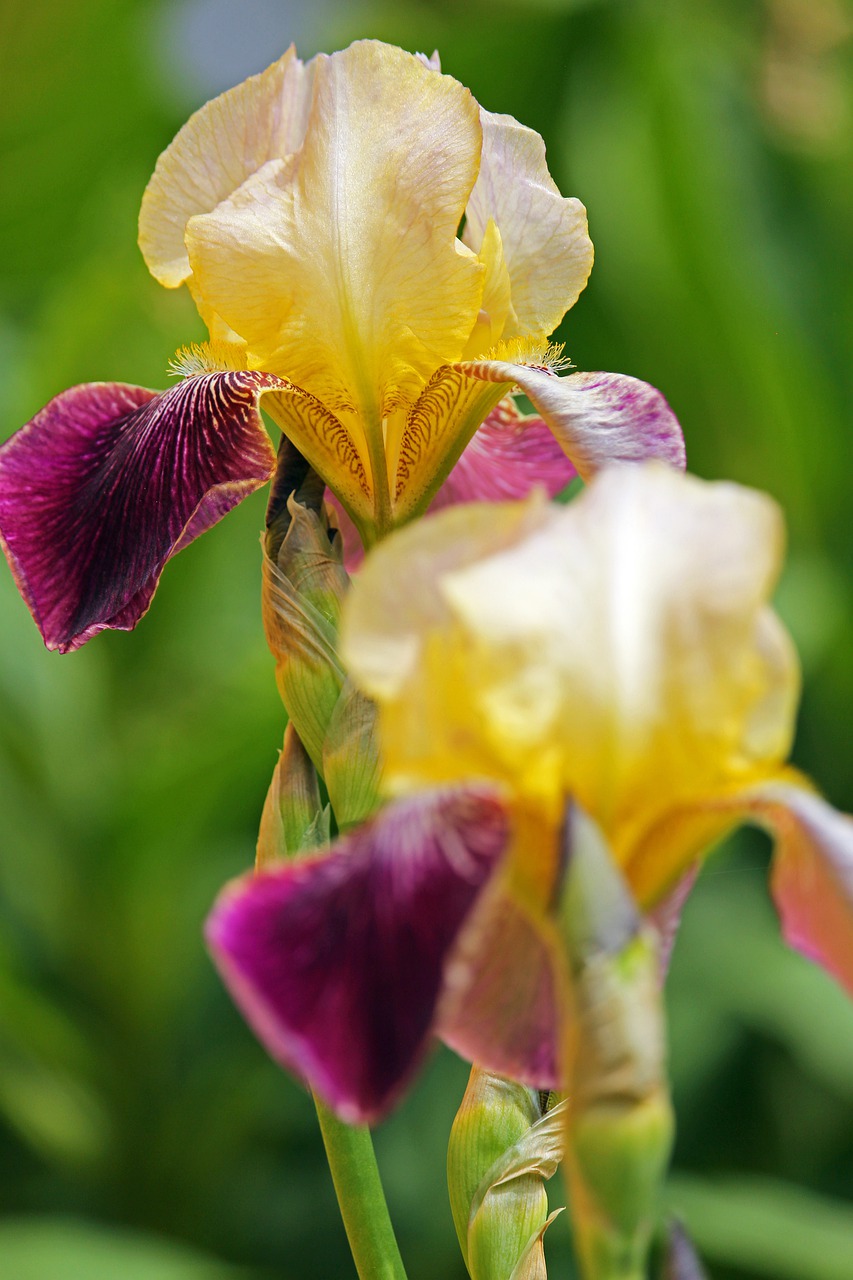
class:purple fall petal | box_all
[764,784,853,996]
[430,397,576,510]
[438,888,563,1090]
[206,786,509,1124]
[455,363,686,479]
[0,371,282,651]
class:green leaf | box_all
[0,1219,256,1280]
[667,1175,853,1280]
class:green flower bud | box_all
[263,492,348,772]
[448,1066,566,1280]
[256,723,330,867]
[322,677,382,831]
[558,805,675,1280]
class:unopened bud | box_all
[448,1066,566,1280]
[558,804,674,1280]
[256,723,330,868]
[323,677,382,831]
[262,501,348,770]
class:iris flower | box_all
[0,40,683,652]
[207,464,853,1123]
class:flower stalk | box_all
[315,1096,409,1280]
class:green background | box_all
[0,0,851,1276]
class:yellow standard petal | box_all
[139,45,318,288]
[185,42,485,473]
[463,111,594,343]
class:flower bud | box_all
[256,723,330,868]
[262,467,351,770]
[558,804,674,1280]
[448,1066,566,1280]
[322,677,382,831]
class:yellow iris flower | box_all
[137,40,666,548]
[343,464,853,1041]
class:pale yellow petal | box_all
[623,775,853,1004]
[342,495,551,703]
[463,111,594,339]
[443,466,799,840]
[139,45,318,288]
[344,466,799,854]
[186,41,485,429]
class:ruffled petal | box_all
[139,45,318,288]
[345,467,799,865]
[453,363,686,478]
[463,111,594,341]
[206,787,509,1124]
[187,41,484,423]
[0,371,280,651]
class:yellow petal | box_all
[462,219,515,358]
[463,111,594,340]
[263,386,374,534]
[390,365,509,523]
[343,466,800,859]
[186,41,485,436]
[139,45,317,288]
[442,466,799,845]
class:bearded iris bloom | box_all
[207,464,853,1123]
[0,40,683,652]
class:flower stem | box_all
[314,1095,409,1280]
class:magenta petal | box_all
[455,362,686,478]
[765,784,853,995]
[438,889,562,1090]
[206,786,509,1124]
[430,397,577,510]
[0,372,281,651]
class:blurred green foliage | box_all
[0,0,851,1277]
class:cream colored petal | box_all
[139,45,318,288]
[342,496,552,705]
[443,466,799,837]
[463,111,594,339]
[186,41,485,429]
[344,466,799,854]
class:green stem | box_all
[315,1095,409,1280]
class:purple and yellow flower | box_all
[207,464,853,1124]
[0,40,683,652]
